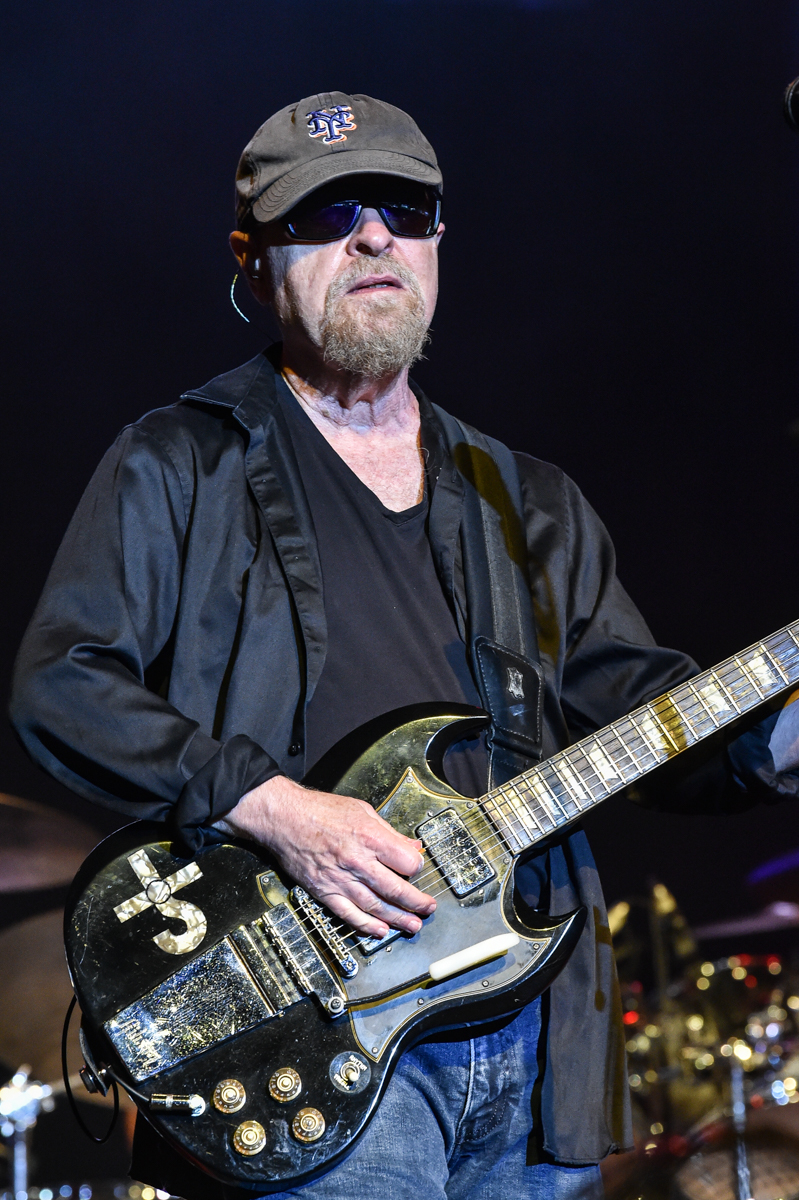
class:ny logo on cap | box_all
[306,105,357,145]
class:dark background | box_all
[3,0,799,929]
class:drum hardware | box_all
[0,1067,55,1199]
[730,1059,751,1200]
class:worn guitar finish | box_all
[66,709,582,1191]
[65,619,799,1190]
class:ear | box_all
[229,230,270,304]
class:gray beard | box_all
[319,256,430,379]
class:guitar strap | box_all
[433,407,545,788]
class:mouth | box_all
[346,273,405,295]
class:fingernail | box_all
[408,918,422,934]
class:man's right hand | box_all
[215,775,436,940]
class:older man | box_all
[11,93,799,1200]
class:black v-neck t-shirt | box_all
[278,381,486,797]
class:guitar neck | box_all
[481,621,799,854]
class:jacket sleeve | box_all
[520,457,799,813]
[8,425,281,851]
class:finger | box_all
[358,805,427,870]
[339,880,426,936]
[319,890,391,940]
[367,827,427,879]
[352,859,436,916]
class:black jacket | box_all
[10,348,794,1168]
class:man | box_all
[10,92,799,1199]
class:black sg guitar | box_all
[65,620,799,1191]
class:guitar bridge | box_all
[262,904,348,1016]
[291,887,358,977]
[417,809,496,898]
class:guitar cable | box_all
[61,995,120,1144]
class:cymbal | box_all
[0,908,130,1109]
[693,901,799,939]
[0,794,97,892]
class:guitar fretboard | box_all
[481,621,799,854]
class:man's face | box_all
[235,177,444,378]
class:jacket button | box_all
[288,743,302,756]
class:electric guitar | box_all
[65,620,799,1191]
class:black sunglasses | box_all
[282,177,441,243]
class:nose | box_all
[346,206,394,257]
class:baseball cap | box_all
[235,92,442,227]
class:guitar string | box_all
[294,641,799,950]
[382,638,799,894]
[284,638,799,952]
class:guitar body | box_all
[65,707,585,1191]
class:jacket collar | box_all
[180,344,283,430]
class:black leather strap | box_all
[433,408,544,786]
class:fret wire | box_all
[561,747,608,800]
[776,643,799,679]
[476,622,799,862]
[649,685,706,740]
[563,744,610,797]
[699,658,756,710]
[481,794,527,854]
[710,655,759,697]
[553,755,591,810]
[738,654,768,700]
[625,710,669,763]
[518,777,556,832]
[707,669,740,715]
[492,786,533,838]
[602,725,654,776]
[546,762,587,817]
[770,630,799,665]
[533,766,572,822]
[785,627,799,653]
[504,780,545,839]
[600,716,658,770]
[761,641,790,686]
[596,721,641,780]
[683,680,720,731]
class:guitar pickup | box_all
[261,904,347,1016]
[417,809,496,898]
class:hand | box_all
[216,775,436,939]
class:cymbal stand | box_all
[730,1060,752,1200]
[0,1067,54,1198]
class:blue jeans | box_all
[263,999,602,1199]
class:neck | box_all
[280,343,417,435]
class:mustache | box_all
[326,255,422,301]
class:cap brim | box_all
[250,149,443,224]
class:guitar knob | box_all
[232,1120,266,1156]
[292,1107,326,1143]
[268,1067,301,1102]
[213,1079,246,1113]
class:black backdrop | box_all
[3,0,799,928]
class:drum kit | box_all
[602,870,799,1200]
[0,795,139,1200]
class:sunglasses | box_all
[282,177,441,243]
